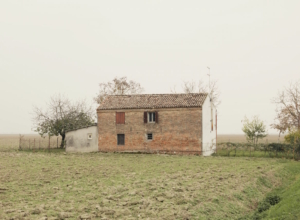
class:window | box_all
[87,133,92,139]
[148,112,155,122]
[117,134,125,145]
[116,112,125,124]
[144,111,159,123]
[147,133,153,140]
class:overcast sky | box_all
[0,0,299,134]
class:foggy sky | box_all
[0,0,299,134]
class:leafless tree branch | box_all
[271,80,300,134]
[94,77,144,105]
[174,79,221,107]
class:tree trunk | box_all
[60,133,65,148]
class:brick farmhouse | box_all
[66,93,217,155]
[96,93,217,156]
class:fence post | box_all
[293,137,297,160]
[265,140,267,155]
[19,135,21,150]
[228,139,230,156]
[33,139,35,152]
[235,143,237,156]
[29,139,30,150]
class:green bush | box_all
[250,194,281,219]
[265,194,281,206]
[284,129,300,153]
[267,143,288,152]
[257,200,271,213]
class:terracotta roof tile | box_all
[97,93,208,110]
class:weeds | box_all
[0,151,289,219]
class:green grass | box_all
[261,162,300,219]
[1,149,300,220]
[215,149,297,159]
[214,148,300,219]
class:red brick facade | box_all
[97,107,202,154]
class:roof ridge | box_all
[97,93,208,110]
[105,93,208,97]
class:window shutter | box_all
[155,111,158,123]
[144,112,147,123]
[116,112,125,124]
[121,112,125,124]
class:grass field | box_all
[0,151,299,219]
[1,134,299,220]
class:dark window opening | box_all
[147,133,153,140]
[117,134,125,145]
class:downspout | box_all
[216,109,217,154]
[201,106,203,155]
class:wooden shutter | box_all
[116,112,125,124]
[144,112,147,123]
[155,111,158,123]
[121,112,125,124]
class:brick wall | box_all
[97,108,202,154]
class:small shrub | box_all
[251,193,281,219]
[265,194,281,206]
[251,212,267,220]
[257,200,271,213]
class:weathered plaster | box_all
[65,126,98,153]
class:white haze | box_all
[0,0,299,134]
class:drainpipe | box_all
[216,109,217,154]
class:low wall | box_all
[65,126,98,153]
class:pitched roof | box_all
[97,93,208,110]
[65,123,97,133]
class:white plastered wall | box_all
[65,126,98,153]
[202,96,217,156]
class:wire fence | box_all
[215,141,300,160]
[2,134,299,160]
[0,135,63,152]
[19,135,62,151]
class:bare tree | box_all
[32,94,95,148]
[271,81,300,135]
[182,80,206,94]
[170,85,177,94]
[94,76,144,105]
[178,79,221,106]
